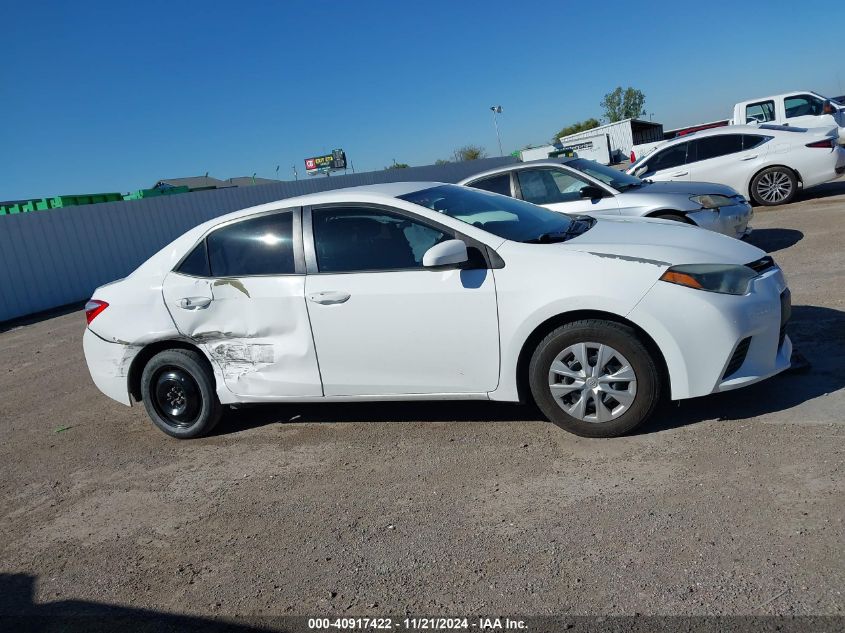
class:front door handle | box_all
[178,297,212,309]
[671,171,689,177]
[740,154,758,161]
[308,291,351,305]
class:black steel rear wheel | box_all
[141,349,222,439]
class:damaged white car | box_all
[83,183,792,439]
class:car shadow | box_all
[745,228,803,253]
[214,304,844,439]
[0,572,275,632]
[797,177,845,201]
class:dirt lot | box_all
[1,182,844,627]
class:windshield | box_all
[399,184,589,243]
[568,158,644,192]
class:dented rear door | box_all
[162,208,322,398]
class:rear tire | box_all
[750,166,797,206]
[140,349,222,439]
[528,320,662,438]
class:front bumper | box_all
[628,266,791,400]
[687,199,753,239]
[83,328,135,406]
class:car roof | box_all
[457,159,574,183]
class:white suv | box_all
[627,125,845,206]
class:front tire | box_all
[528,320,662,437]
[750,166,797,206]
[140,349,222,439]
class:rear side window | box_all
[742,134,768,150]
[647,143,688,172]
[177,240,210,277]
[469,174,511,196]
[207,212,296,277]
[745,100,775,123]
[691,134,744,162]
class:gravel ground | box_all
[1,182,843,627]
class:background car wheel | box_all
[651,212,692,224]
[528,320,662,438]
[750,166,797,206]
[140,348,222,439]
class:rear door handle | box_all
[740,154,758,161]
[671,171,689,177]
[308,291,351,305]
[178,297,212,309]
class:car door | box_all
[635,141,691,182]
[162,208,323,398]
[514,167,620,215]
[303,204,500,396]
[684,133,754,191]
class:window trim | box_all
[172,207,305,278]
[511,166,611,202]
[302,202,497,275]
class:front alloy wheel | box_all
[751,167,797,206]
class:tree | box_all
[434,159,451,165]
[384,162,409,170]
[600,87,646,123]
[453,145,487,161]
[553,118,601,141]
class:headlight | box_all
[690,194,736,209]
[659,264,757,295]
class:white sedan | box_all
[627,124,845,206]
[83,183,792,439]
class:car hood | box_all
[563,216,765,266]
[625,180,741,197]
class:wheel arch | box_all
[644,209,693,222]
[128,339,212,402]
[514,309,670,405]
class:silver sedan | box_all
[458,159,753,238]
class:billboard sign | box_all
[305,149,347,173]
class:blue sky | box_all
[2,0,842,200]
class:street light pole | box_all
[490,105,503,156]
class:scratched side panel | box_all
[162,273,323,398]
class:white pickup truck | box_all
[732,91,845,142]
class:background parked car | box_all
[732,91,845,142]
[459,159,752,238]
[626,125,845,206]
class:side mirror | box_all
[579,185,606,199]
[423,239,468,269]
[633,166,648,178]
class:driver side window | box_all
[311,207,449,273]
[516,168,589,205]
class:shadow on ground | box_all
[215,304,845,438]
[746,228,803,253]
[0,573,274,632]
[797,178,845,201]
